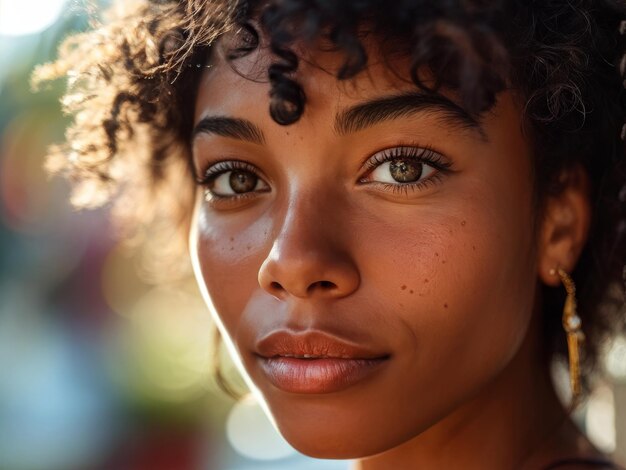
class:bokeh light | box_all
[587,384,616,454]
[111,281,216,402]
[101,243,151,317]
[0,283,115,470]
[0,0,67,37]
[226,396,296,461]
[606,335,626,382]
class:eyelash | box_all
[358,146,452,195]
[196,160,265,205]
[196,146,452,205]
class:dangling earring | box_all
[550,267,585,410]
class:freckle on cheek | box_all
[401,285,407,290]
[444,303,448,309]
[424,278,429,283]
[409,289,414,294]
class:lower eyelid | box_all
[202,173,271,205]
[199,160,264,182]
[359,171,445,194]
[203,189,261,208]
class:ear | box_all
[537,164,592,287]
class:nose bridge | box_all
[258,183,360,300]
[280,185,333,251]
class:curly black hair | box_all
[33,0,626,393]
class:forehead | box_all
[189,41,485,149]
[194,33,433,123]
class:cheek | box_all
[190,153,539,458]
[193,203,272,336]
[360,188,537,404]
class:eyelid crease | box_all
[196,159,265,185]
[198,160,270,205]
[361,146,452,172]
[357,144,454,176]
[356,145,453,196]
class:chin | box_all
[280,431,376,460]
[269,409,425,461]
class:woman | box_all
[35,0,626,468]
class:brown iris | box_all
[229,170,258,193]
[389,159,423,183]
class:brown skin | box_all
[188,37,598,468]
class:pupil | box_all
[229,170,257,193]
[389,159,423,183]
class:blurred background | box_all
[0,1,625,469]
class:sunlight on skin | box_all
[186,29,598,468]
[189,191,277,428]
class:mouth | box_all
[254,330,391,394]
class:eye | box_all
[197,160,270,202]
[359,146,452,194]
[370,158,435,184]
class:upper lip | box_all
[254,330,390,359]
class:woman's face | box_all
[189,38,539,458]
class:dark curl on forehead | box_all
[34,0,626,394]
[255,0,509,125]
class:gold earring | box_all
[550,267,585,410]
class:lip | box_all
[254,330,390,393]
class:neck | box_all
[351,310,575,470]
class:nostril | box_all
[305,280,338,296]
[270,281,283,291]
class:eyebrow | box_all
[192,116,266,144]
[192,91,485,145]
[333,91,486,139]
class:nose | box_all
[258,190,360,300]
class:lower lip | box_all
[256,356,389,394]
